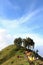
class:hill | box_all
[0,44,43,65]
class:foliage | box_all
[27,37,35,49]
[14,37,22,47]
[14,37,35,50]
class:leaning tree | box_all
[26,37,35,49]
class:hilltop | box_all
[0,45,29,65]
[0,44,43,65]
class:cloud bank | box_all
[0,29,14,50]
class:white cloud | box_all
[0,18,19,29]
[0,9,41,30]
[0,28,14,50]
[18,9,40,24]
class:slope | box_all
[0,45,29,65]
[0,44,43,65]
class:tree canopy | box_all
[26,37,35,49]
[14,37,35,50]
[14,37,22,46]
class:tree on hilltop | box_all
[14,37,22,47]
[26,37,35,49]
[14,37,35,50]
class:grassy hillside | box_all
[0,45,29,65]
[0,44,43,65]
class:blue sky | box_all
[0,0,43,56]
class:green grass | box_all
[0,45,30,65]
[0,44,43,65]
[0,45,18,64]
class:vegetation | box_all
[0,45,29,65]
[0,37,43,65]
[14,37,35,49]
[14,37,22,47]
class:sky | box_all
[0,0,43,56]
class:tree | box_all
[26,37,35,49]
[23,37,35,49]
[14,37,22,47]
[14,37,35,50]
